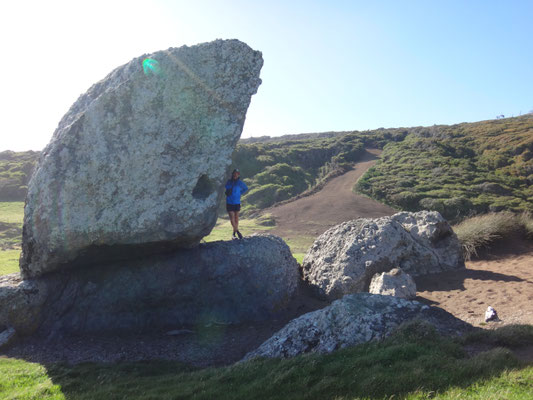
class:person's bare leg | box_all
[235,211,243,239]
[228,211,237,234]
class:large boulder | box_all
[243,293,471,360]
[302,211,464,300]
[369,268,417,300]
[21,39,263,278]
[2,235,298,337]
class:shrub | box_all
[453,212,532,259]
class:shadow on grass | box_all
[10,324,531,400]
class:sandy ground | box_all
[416,240,533,328]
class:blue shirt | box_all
[225,179,248,205]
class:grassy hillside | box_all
[3,115,532,220]
[356,115,533,220]
[0,150,39,201]
[232,127,408,213]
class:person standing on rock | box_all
[225,169,248,239]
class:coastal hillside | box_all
[356,115,533,220]
[0,151,39,201]
[1,116,532,220]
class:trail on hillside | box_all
[266,148,396,251]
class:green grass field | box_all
[203,215,313,264]
[1,323,532,400]
[0,202,24,274]
[0,202,24,225]
[203,214,275,242]
[0,249,20,275]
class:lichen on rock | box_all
[20,39,263,278]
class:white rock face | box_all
[243,293,471,360]
[369,268,417,299]
[302,211,464,300]
[20,39,263,278]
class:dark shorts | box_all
[226,203,241,212]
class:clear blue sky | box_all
[1,0,532,151]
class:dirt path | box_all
[267,149,396,251]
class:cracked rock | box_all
[302,211,464,300]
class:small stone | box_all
[369,268,417,300]
[485,306,499,322]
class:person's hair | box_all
[231,169,240,180]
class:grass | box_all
[0,202,24,225]
[203,215,276,242]
[203,215,312,264]
[1,323,532,399]
[0,249,20,275]
[453,212,533,260]
[0,202,23,274]
[0,358,64,400]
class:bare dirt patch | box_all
[416,239,533,327]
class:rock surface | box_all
[243,293,471,360]
[0,327,16,350]
[2,235,298,337]
[21,39,263,278]
[369,268,417,299]
[302,211,464,300]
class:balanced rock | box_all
[21,39,263,278]
[302,211,463,300]
[369,268,417,299]
[243,293,471,360]
[2,235,298,337]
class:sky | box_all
[1,0,532,151]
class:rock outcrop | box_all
[302,211,464,300]
[369,268,416,299]
[243,293,471,360]
[1,235,298,337]
[20,39,263,278]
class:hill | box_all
[2,116,532,220]
[0,151,39,201]
[356,115,533,220]
[232,127,409,213]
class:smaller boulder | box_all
[369,268,416,299]
[242,293,471,360]
[302,211,464,300]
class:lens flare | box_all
[142,58,161,76]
